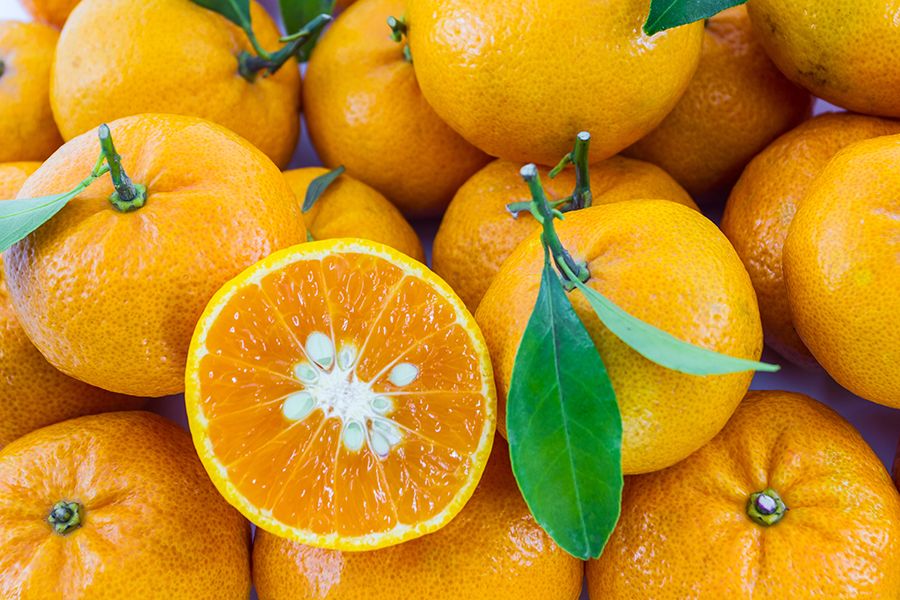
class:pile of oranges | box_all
[1,0,899,598]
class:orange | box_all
[304,0,490,217]
[19,0,80,29]
[406,0,703,166]
[4,113,305,398]
[433,156,697,310]
[0,21,64,163]
[587,390,900,598]
[476,200,762,475]
[625,6,811,197]
[283,167,425,262]
[0,411,251,599]
[185,239,496,550]
[783,135,900,408]
[51,0,300,168]
[0,162,41,198]
[748,0,900,117]
[721,113,900,368]
[253,437,583,600]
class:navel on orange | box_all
[186,239,496,550]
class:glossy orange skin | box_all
[0,21,64,163]
[432,156,697,310]
[52,0,300,168]
[625,7,811,197]
[587,391,900,598]
[304,0,490,218]
[722,113,900,368]
[783,135,900,408]
[283,168,425,262]
[476,200,762,475]
[407,0,703,166]
[20,0,80,28]
[4,114,306,397]
[0,412,251,599]
[253,438,583,600]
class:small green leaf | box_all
[571,278,779,375]
[644,0,746,36]
[0,190,80,253]
[191,0,252,29]
[280,0,336,61]
[508,253,622,560]
[302,165,345,213]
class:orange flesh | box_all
[195,250,490,540]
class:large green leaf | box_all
[644,0,746,35]
[191,0,252,29]
[507,254,622,560]
[0,190,81,253]
[280,0,335,61]
[571,278,779,375]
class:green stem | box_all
[48,501,83,535]
[550,131,593,211]
[238,14,332,81]
[0,59,5,80]
[387,16,412,63]
[98,124,147,212]
[747,488,787,526]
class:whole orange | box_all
[721,113,900,368]
[253,437,583,600]
[783,135,900,408]
[476,200,762,475]
[304,0,490,217]
[283,167,425,262]
[0,21,64,163]
[433,156,696,310]
[748,0,900,117]
[51,0,300,168]
[587,390,900,598]
[625,6,811,197]
[0,411,251,598]
[4,114,305,398]
[19,0,80,29]
[406,0,703,166]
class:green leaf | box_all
[302,165,345,213]
[0,191,80,253]
[570,278,780,375]
[191,0,253,30]
[508,254,622,560]
[280,0,335,61]
[644,0,746,36]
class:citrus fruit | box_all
[0,162,41,198]
[51,0,301,168]
[782,134,900,408]
[0,21,64,163]
[433,156,697,310]
[283,167,425,262]
[185,238,496,550]
[476,200,762,475]
[586,390,900,598]
[625,6,811,197]
[748,0,900,117]
[19,0,80,29]
[722,113,900,368]
[405,0,703,166]
[0,411,251,599]
[4,113,305,398]
[304,0,490,217]
[252,437,582,600]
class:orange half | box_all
[185,239,496,550]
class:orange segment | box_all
[186,239,496,550]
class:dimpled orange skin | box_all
[406,0,703,166]
[252,438,583,600]
[782,135,900,408]
[20,0,80,29]
[3,114,306,398]
[625,7,811,197]
[0,21,64,163]
[748,0,900,118]
[721,113,900,369]
[432,156,697,311]
[0,412,251,599]
[283,168,425,262]
[587,391,900,598]
[304,0,490,218]
[51,0,300,168]
[476,200,763,475]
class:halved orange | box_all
[185,239,497,550]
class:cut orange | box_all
[185,239,496,550]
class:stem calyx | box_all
[238,14,332,81]
[387,16,412,63]
[98,124,147,212]
[747,488,787,526]
[48,500,83,535]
